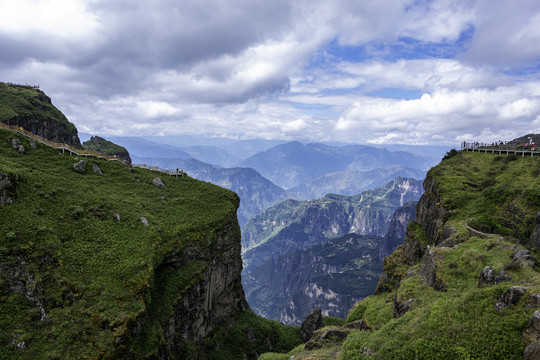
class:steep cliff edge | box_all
[263,150,540,360]
[0,128,301,359]
[0,83,81,147]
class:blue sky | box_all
[0,0,539,145]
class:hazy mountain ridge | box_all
[239,141,434,190]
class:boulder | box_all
[152,177,165,189]
[72,160,86,174]
[495,286,526,311]
[419,247,447,291]
[479,267,512,287]
[300,306,323,342]
[524,340,540,360]
[494,269,512,284]
[513,249,537,268]
[478,266,495,287]
[92,163,102,175]
[527,293,540,308]
[10,139,25,154]
[531,310,540,333]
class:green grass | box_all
[0,83,79,145]
[0,128,241,358]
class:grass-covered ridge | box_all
[0,127,242,358]
[0,83,80,147]
[263,150,540,359]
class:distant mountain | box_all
[107,136,192,159]
[238,141,435,189]
[288,165,426,200]
[243,200,418,325]
[131,155,287,225]
[178,145,240,167]
[241,177,423,270]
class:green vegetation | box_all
[0,127,245,358]
[82,136,131,163]
[0,83,79,146]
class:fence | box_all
[1,122,185,176]
[461,141,537,157]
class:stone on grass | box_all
[300,306,323,342]
[10,139,25,154]
[72,160,86,174]
[152,177,165,189]
[92,163,102,175]
[140,217,149,226]
[495,286,526,311]
[524,340,540,360]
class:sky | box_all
[1,0,540,146]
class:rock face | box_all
[419,247,446,291]
[379,201,417,260]
[300,306,323,342]
[415,174,448,245]
[136,221,248,357]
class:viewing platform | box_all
[461,142,538,157]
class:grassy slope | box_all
[263,151,540,359]
[0,128,302,359]
[0,83,79,146]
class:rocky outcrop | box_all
[495,286,527,311]
[514,249,537,268]
[10,139,25,153]
[300,306,323,342]
[134,220,248,358]
[478,266,512,287]
[379,201,417,260]
[0,171,16,206]
[419,247,446,291]
[416,173,448,245]
[72,160,86,174]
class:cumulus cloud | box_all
[0,0,539,145]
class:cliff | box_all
[261,150,540,360]
[0,83,81,148]
[0,127,301,359]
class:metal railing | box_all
[461,141,537,157]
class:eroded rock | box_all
[10,139,25,153]
[495,286,526,311]
[513,249,537,268]
[72,160,86,174]
[419,247,446,291]
[300,306,323,342]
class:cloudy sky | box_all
[1,0,539,145]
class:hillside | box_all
[261,150,540,360]
[132,155,289,225]
[0,83,81,147]
[82,136,132,165]
[0,127,302,359]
